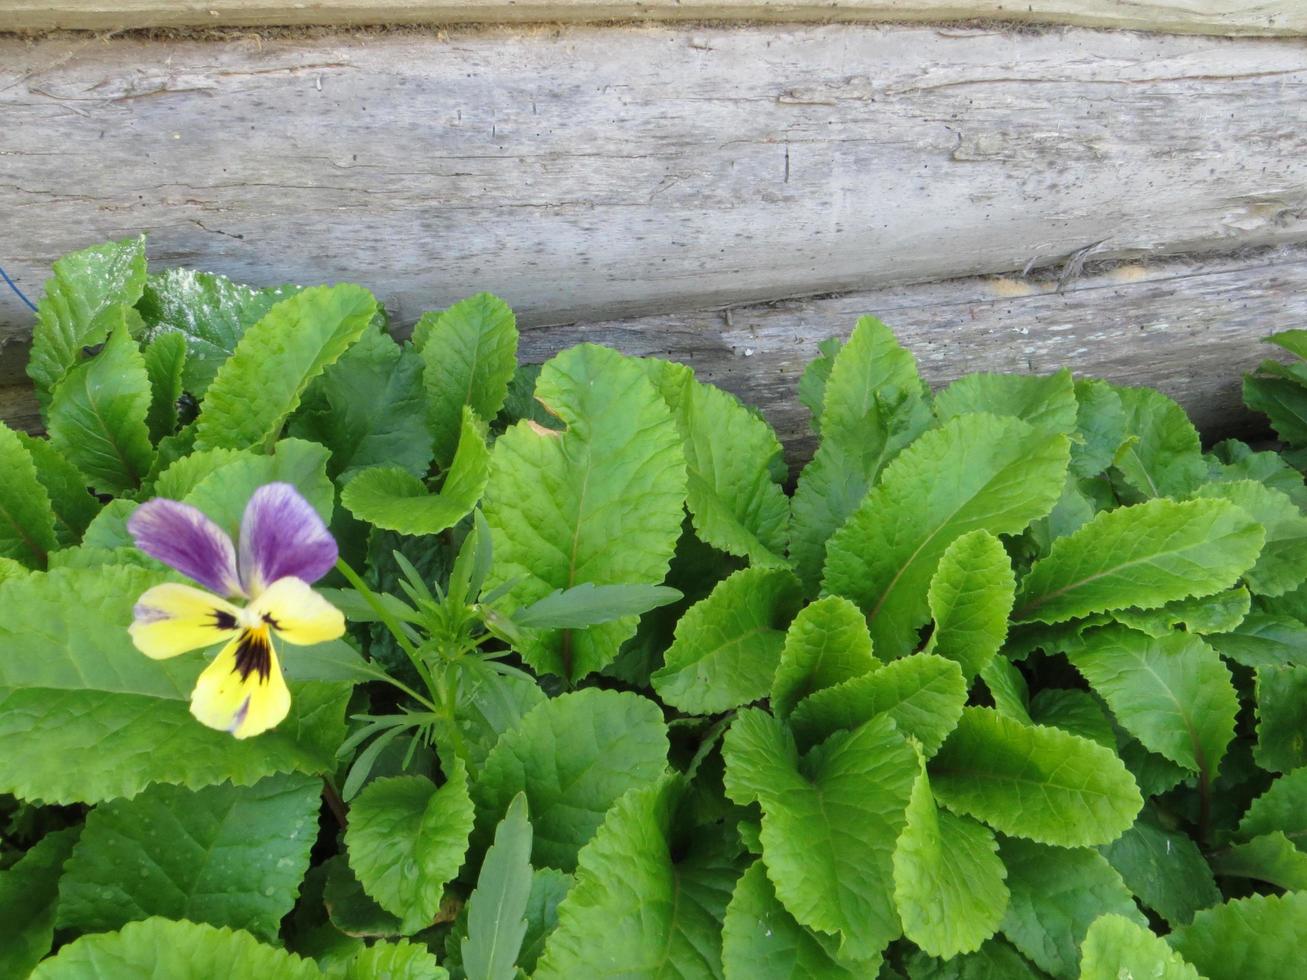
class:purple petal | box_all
[127,499,243,597]
[238,483,337,593]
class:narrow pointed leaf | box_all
[462,793,533,980]
[511,582,683,630]
[143,331,187,443]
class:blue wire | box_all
[0,264,37,312]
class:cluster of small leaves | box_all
[4,238,1307,977]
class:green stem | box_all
[335,558,439,704]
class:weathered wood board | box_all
[4,0,1304,35]
[3,248,1301,463]
[3,25,1307,352]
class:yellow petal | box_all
[129,583,242,660]
[249,576,345,646]
[189,628,291,739]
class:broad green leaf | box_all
[0,556,27,584]
[1028,689,1115,747]
[641,359,790,566]
[57,773,321,940]
[1196,480,1307,596]
[1014,498,1264,624]
[1266,328,1307,360]
[463,793,533,980]
[472,689,668,872]
[1208,611,1307,669]
[722,860,869,979]
[924,530,1015,680]
[518,868,571,974]
[30,917,324,979]
[652,566,803,714]
[770,594,879,719]
[1100,815,1219,927]
[905,940,1044,980]
[1254,665,1307,773]
[1079,914,1202,980]
[1027,478,1098,556]
[511,582,683,630]
[0,421,58,568]
[1068,627,1237,780]
[28,235,147,409]
[790,317,932,590]
[979,657,1032,725]
[1114,587,1251,638]
[418,292,518,465]
[291,326,432,481]
[19,432,101,547]
[143,330,186,443]
[341,408,489,535]
[789,653,966,758]
[185,437,334,535]
[196,284,378,451]
[935,369,1077,437]
[152,445,249,501]
[322,856,404,938]
[893,762,1007,958]
[534,776,741,979]
[1069,379,1127,479]
[346,765,475,934]
[1238,766,1307,846]
[797,337,842,430]
[824,413,1068,659]
[929,708,1142,847]
[722,709,917,962]
[0,827,79,978]
[1113,385,1206,499]
[1119,739,1190,798]
[48,318,155,494]
[1208,438,1307,509]
[1210,831,1307,890]
[1168,892,1307,980]
[1244,374,1307,446]
[998,836,1145,978]
[339,940,448,980]
[482,344,686,681]
[139,268,299,396]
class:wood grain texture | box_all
[2,0,1304,35]
[3,249,1301,464]
[2,25,1307,355]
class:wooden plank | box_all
[4,249,1302,464]
[2,1,1304,36]
[3,25,1306,354]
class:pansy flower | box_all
[127,483,344,739]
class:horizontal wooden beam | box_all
[4,248,1301,464]
[2,1,1304,36]
[3,25,1306,354]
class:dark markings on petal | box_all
[231,629,273,684]
[261,612,281,630]
[213,610,238,631]
[228,695,252,734]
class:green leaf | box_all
[1069,380,1127,479]
[341,408,489,535]
[1114,587,1251,638]
[924,530,1015,680]
[1208,438,1307,509]
[30,917,325,979]
[1028,689,1115,747]
[518,868,571,974]
[19,433,101,548]
[1079,914,1202,980]
[1254,665,1307,773]
[472,689,668,872]
[722,860,870,979]
[1208,611,1307,670]
[196,284,378,451]
[143,331,187,443]
[979,657,1032,725]
[998,836,1145,978]
[338,940,449,980]
[1237,767,1307,847]
[929,708,1142,847]
[1196,480,1307,596]
[322,856,404,939]
[290,327,432,481]
[1210,831,1307,890]
[185,437,335,535]
[463,793,533,980]
[1112,385,1206,499]
[346,764,475,934]
[57,773,321,941]
[893,763,1008,959]
[789,653,967,758]
[1014,498,1265,624]
[139,268,300,397]
[1168,892,1307,980]
[418,293,518,465]
[482,345,686,681]
[28,235,147,409]
[789,317,932,591]
[1100,814,1219,927]
[905,940,1045,980]
[770,594,879,720]
[0,827,80,978]
[1067,627,1237,780]
[1244,374,1307,446]
[722,709,918,962]
[453,659,547,774]
[534,775,740,979]
[641,359,790,566]
[48,317,155,494]
[824,413,1069,659]
[511,582,683,630]
[797,337,842,430]
[935,369,1078,438]
[652,566,803,714]
[0,421,58,568]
